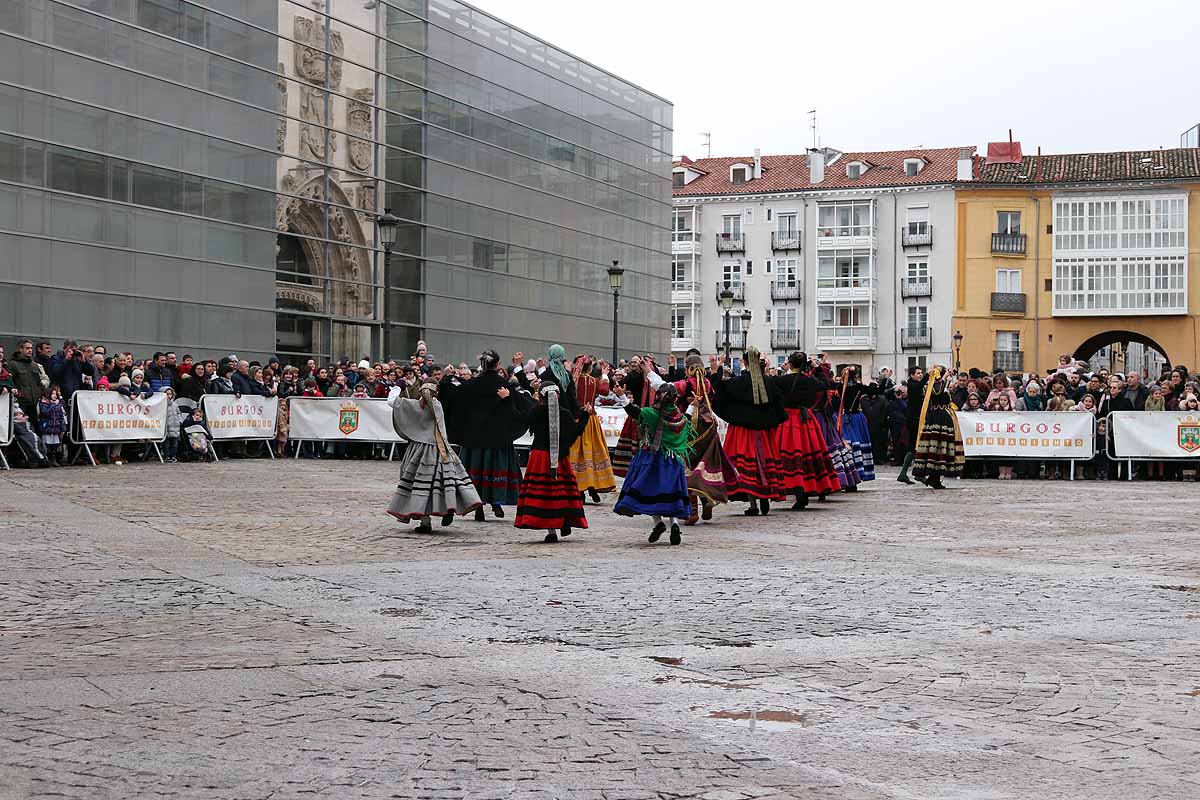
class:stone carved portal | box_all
[276,174,374,361]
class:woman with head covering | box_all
[771,352,841,510]
[385,379,482,532]
[564,353,617,502]
[838,366,876,482]
[513,382,588,542]
[712,347,788,516]
[439,349,533,521]
[540,344,579,414]
[613,382,692,544]
[672,353,738,524]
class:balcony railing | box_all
[714,282,745,302]
[716,233,745,252]
[816,226,876,249]
[990,292,1027,314]
[715,330,748,351]
[770,281,802,301]
[670,281,700,304]
[816,326,877,350]
[771,230,801,250]
[671,233,699,255]
[901,225,933,247]
[993,350,1025,373]
[770,329,801,351]
[901,327,931,349]
[992,232,1027,255]
[900,276,932,298]
[671,330,701,353]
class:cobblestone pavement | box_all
[2,460,1199,799]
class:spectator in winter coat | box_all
[49,340,97,398]
[176,362,207,403]
[163,387,182,462]
[8,340,45,420]
[36,388,69,466]
[145,352,177,393]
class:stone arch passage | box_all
[1071,330,1171,368]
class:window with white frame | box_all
[672,259,688,287]
[907,355,927,370]
[672,208,693,236]
[906,306,928,333]
[763,309,772,324]
[818,201,873,238]
[817,249,872,288]
[776,307,799,332]
[997,211,1022,235]
[1052,194,1187,314]
[995,268,1022,293]
[671,310,687,338]
[777,212,798,236]
[722,214,742,238]
[722,261,742,287]
[672,171,685,188]
[905,206,929,235]
[904,158,924,177]
[775,258,799,286]
[846,162,864,179]
[731,166,748,184]
[817,303,870,327]
[996,331,1021,352]
[906,259,929,280]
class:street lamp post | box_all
[719,282,735,363]
[376,208,399,359]
[607,260,624,366]
[953,330,963,373]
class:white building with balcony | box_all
[671,147,970,376]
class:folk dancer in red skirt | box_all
[771,352,842,510]
[611,355,660,477]
[712,347,788,516]
[512,382,588,542]
[672,353,739,525]
[439,349,533,521]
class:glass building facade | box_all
[0,0,672,364]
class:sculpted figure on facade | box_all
[276,63,288,153]
[346,88,374,173]
[298,85,335,161]
[294,13,344,89]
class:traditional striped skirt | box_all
[912,406,965,479]
[684,416,738,505]
[610,415,638,477]
[568,413,617,493]
[815,411,861,490]
[614,448,690,519]
[842,411,876,481]
[514,449,588,530]
[459,445,521,506]
[777,408,842,496]
[387,441,482,522]
[723,424,786,500]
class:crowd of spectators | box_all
[3,338,1198,480]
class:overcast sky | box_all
[478,0,1198,159]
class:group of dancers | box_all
[385,347,965,543]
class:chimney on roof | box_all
[753,148,762,180]
[985,130,1023,165]
[957,151,974,181]
[808,149,824,184]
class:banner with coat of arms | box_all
[1109,411,1200,458]
[287,397,402,442]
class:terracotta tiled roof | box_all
[974,148,1200,184]
[671,147,969,197]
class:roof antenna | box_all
[700,132,711,158]
[809,109,817,150]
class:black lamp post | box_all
[719,282,735,363]
[607,260,624,365]
[376,207,399,359]
[953,330,963,373]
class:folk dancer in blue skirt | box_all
[838,366,876,482]
[614,383,692,545]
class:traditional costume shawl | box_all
[391,384,452,461]
[638,396,692,461]
[542,383,562,476]
[548,344,571,391]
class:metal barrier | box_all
[1104,411,1200,481]
[959,412,1097,481]
[67,392,166,466]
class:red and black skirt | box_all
[611,415,638,477]
[723,424,786,500]
[777,408,842,496]
[514,449,588,530]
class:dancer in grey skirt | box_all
[386,380,482,532]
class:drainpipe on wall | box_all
[1032,195,1041,376]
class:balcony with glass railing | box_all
[770,329,801,351]
[815,326,877,350]
[900,276,932,298]
[900,327,931,348]
[770,281,802,301]
[771,230,801,250]
[716,233,745,253]
[670,281,700,305]
[816,276,876,301]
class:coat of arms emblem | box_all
[1179,416,1200,453]
[338,402,360,436]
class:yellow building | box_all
[954,148,1200,376]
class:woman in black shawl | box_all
[712,347,787,516]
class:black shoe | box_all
[743,504,760,516]
[790,494,809,511]
[669,524,682,546]
[758,498,770,516]
[415,520,433,533]
[543,531,559,543]
[700,501,713,521]
[474,507,485,522]
[897,475,915,485]
[492,504,504,518]
[648,521,666,543]
[845,485,858,492]
[560,525,572,537]
[817,493,828,502]
[588,488,601,503]
[441,512,454,527]
[929,476,946,489]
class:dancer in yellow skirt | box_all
[567,355,617,503]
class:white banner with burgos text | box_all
[0,391,12,445]
[287,397,401,442]
[73,390,168,442]
[514,405,628,448]
[959,412,1095,459]
[1110,411,1200,458]
[202,396,278,440]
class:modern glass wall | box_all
[0,0,672,363]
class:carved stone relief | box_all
[355,184,376,221]
[346,88,374,173]
[276,63,288,153]
[298,85,335,162]
[294,14,344,89]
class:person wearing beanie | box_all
[712,347,788,516]
[614,383,692,545]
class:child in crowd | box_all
[37,386,69,466]
[986,392,1016,480]
[163,387,181,463]
[10,403,50,468]
[181,407,212,462]
[1093,418,1112,480]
